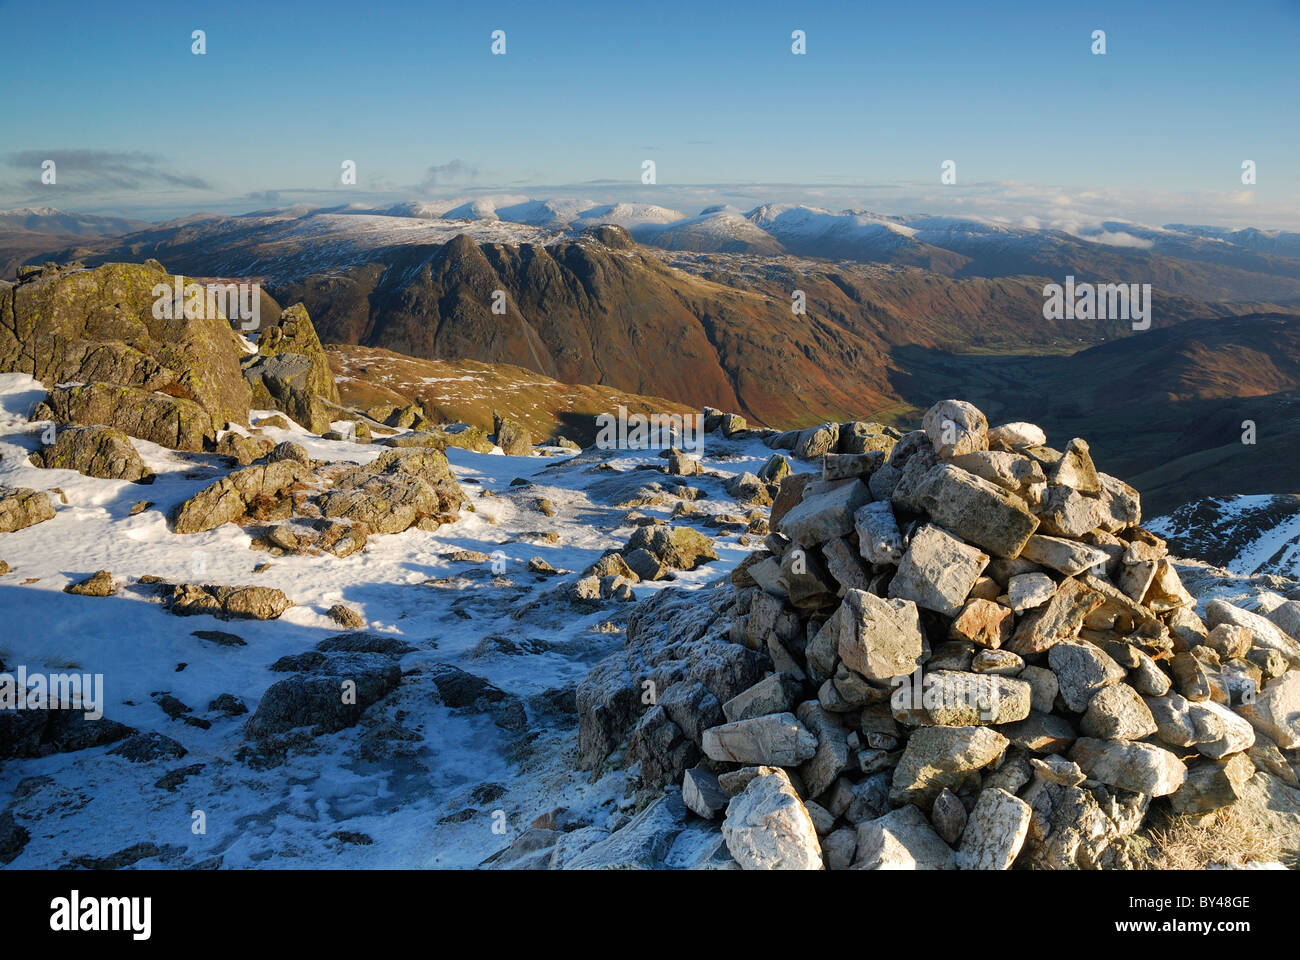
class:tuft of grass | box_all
[1138,803,1298,870]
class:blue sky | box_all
[2,0,1298,227]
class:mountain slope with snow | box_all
[0,370,798,869]
[1149,494,1300,579]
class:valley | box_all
[5,199,1300,516]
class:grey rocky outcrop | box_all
[241,302,338,433]
[29,425,152,482]
[320,448,467,535]
[34,382,215,452]
[493,411,533,457]
[2,261,252,438]
[173,460,312,534]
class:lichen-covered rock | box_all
[1018,534,1110,576]
[1009,579,1104,659]
[240,302,338,433]
[214,431,273,466]
[795,701,851,797]
[838,421,900,456]
[167,583,293,620]
[327,604,365,629]
[779,479,870,546]
[922,399,988,458]
[855,500,904,565]
[704,408,748,436]
[263,441,308,467]
[949,598,1014,648]
[583,552,640,582]
[1079,684,1157,740]
[1,261,252,431]
[888,523,989,617]
[1236,671,1300,749]
[889,725,1009,806]
[64,570,117,597]
[0,486,55,532]
[1020,777,1150,869]
[623,524,717,571]
[725,471,773,505]
[1170,754,1256,815]
[319,448,467,535]
[910,463,1039,559]
[793,423,839,460]
[1207,600,1300,668]
[723,674,802,723]
[987,421,1046,450]
[173,460,311,534]
[1047,639,1126,712]
[1069,737,1187,796]
[29,425,152,482]
[837,589,926,682]
[701,712,817,766]
[623,547,667,581]
[382,425,495,453]
[34,382,215,452]
[1008,572,1055,613]
[915,671,1032,726]
[1035,484,1103,538]
[493,411,533,457]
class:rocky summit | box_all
[3,268,1300,873]
[2,261,340,447]
[554,398,1300,870]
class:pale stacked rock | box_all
[589,398,1300,870]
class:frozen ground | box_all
[0,372,806,869]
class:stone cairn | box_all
[634,399,1300,869]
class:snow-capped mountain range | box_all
[0,206,150,237]
[12,200,1300,270]
[16,198,1300,307]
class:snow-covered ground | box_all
[1149,494,1300,580]
[0,373,807,869]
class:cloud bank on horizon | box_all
[1,0,1296,231]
